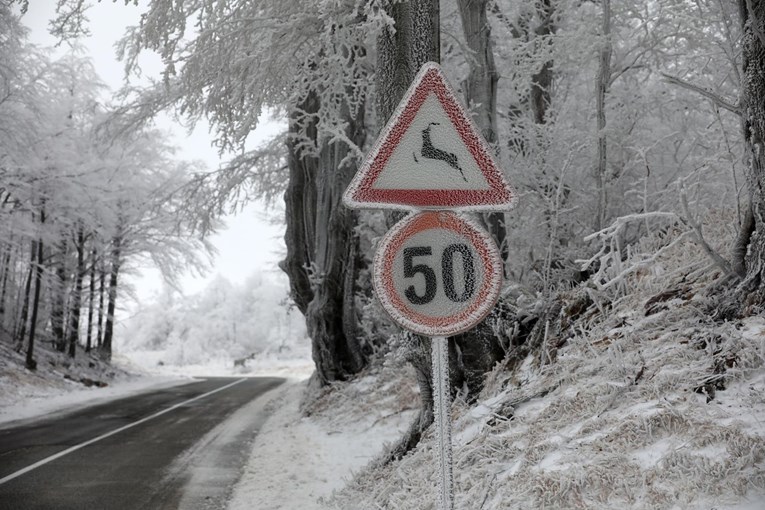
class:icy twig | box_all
[660,72,741,116]
[583,212,678,244]
[678,182,737,279]
[478,472,498,509]
[596,231,695,290]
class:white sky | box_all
[19,1,287,299]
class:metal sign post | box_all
[371,211,501,510]
[342,62,517,510]
[432,336,453,510]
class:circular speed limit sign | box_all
[373,211,503,337]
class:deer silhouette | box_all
[413,122,468,182]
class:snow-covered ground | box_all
[0,340,192,426]
[324,233,765,509]
[5,323,764,509]
[228,363,418,510]
[0,336,311,427]
[118,347,314,379]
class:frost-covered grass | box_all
[326,219,765,509]
[329,316,765,509]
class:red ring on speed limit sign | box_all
[373,211,503,337]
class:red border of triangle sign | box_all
[343,62,516,212]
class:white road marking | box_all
[0,378,248,486]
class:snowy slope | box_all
[331,315,765,509]
[323,230,765,509]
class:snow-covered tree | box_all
[122,273,308,366]
[734,0,765,310]
[0,9,211,367]
[104,0,392,383]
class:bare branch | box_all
[745,0,765,48]
[678,183,738,279]
[660,72,741,116]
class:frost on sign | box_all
[342,62,516,211]
[373,211,503,337]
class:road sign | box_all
[373,211,503,337]
[343,62,516,211]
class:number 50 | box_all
[403,244,475,305]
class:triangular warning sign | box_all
[343,62,516,211]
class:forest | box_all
[0,7,213,369]
[2,0,765,507]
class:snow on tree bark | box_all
[67,226,85,358]
[738,0,765,310]
[15,242,34,352]
[594,0,612,232]
[282,94,319,317]
[283,88,367,384]
[453,0,508,396]
[26,208,45,371]
[96,259,106,349]
[50,239,68,353]
[85,245,97,352]
[530,0,556,126]
[305,97,367,383]
[377,0,440,460]
[376,0,440,128]
[0,244,10,318]
[458,0,508,269]
[101,231,122,361]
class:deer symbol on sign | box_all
[413,122,468,182]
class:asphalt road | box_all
[0,376,284,510]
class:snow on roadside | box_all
[0,344,192,427]
[0,339,313,428]
[1,315,315,427]
[228,364,418,510]
[120,348,314,379]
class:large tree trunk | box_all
[26,209,45,371]
[377,0,440,462]
[458,0,508,270]
[453,0,507,396]
[305,98,367,384]
[282,61,368,383]
[737,0,765,310]
[281,94,319,317]
[67,227,85,358]
[101,234,122,361]
[376,1,440,129]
